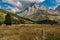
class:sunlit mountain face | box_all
[0,0,60,13]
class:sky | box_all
[0,0,60,13]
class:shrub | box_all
[0,21,2,25]
[4,13,13,25]
[19,20,25,24]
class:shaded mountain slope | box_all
[36,20,58,24]
[18,9,60,24]
[55,5,60,11]
[17,4,60,23]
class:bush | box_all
[15,20,21,24]
[4,13,13,25]
[36,20,58,24]
[0,21,2,25]
[19,20,25,24]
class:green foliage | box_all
[12,20,26,24]
[4,13,13,25]
[0,9,36,24]
[19,20,25,24]
[0,21,2,25]
[15,20,22,24]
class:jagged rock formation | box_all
[17,3,60,17]
[39,5,48,10]
[39,5,60,15]
[17,3,39,17]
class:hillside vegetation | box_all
[0,9,35,24]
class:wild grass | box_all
[0,24,60,40]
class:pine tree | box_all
[0,21,2,25]
[4,13,13,25]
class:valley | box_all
[0,0,60,40]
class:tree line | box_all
[0,13,59,25]
[0,13,26,25]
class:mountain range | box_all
[0,3,60,24]
[17,4,60,16]
[16,4,60,23]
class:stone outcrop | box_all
[18,4,60,17]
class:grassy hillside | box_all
[0,9,8,22]
[0,24,60,40]
[0,9,35,24]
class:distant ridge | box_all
[55,5,60,11]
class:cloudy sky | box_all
[0,0,60,13]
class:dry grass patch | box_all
[0,24,59,40]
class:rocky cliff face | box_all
[17,3,60,18]
[17,4,39,17]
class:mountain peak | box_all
[55,5,60,11]
[39,5,48,10]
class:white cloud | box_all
[3,0,45,7]
[50,0,60,10]
[3,0,45,3]
[2,0,45,12]
[56,0,60,3]
[56,0,60,4]
[3,0,22,7]
[11,8,21,13]
[6,6,21,13]
[49,6,57,10]
[49,4,60,10]
[0,6,1,8]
